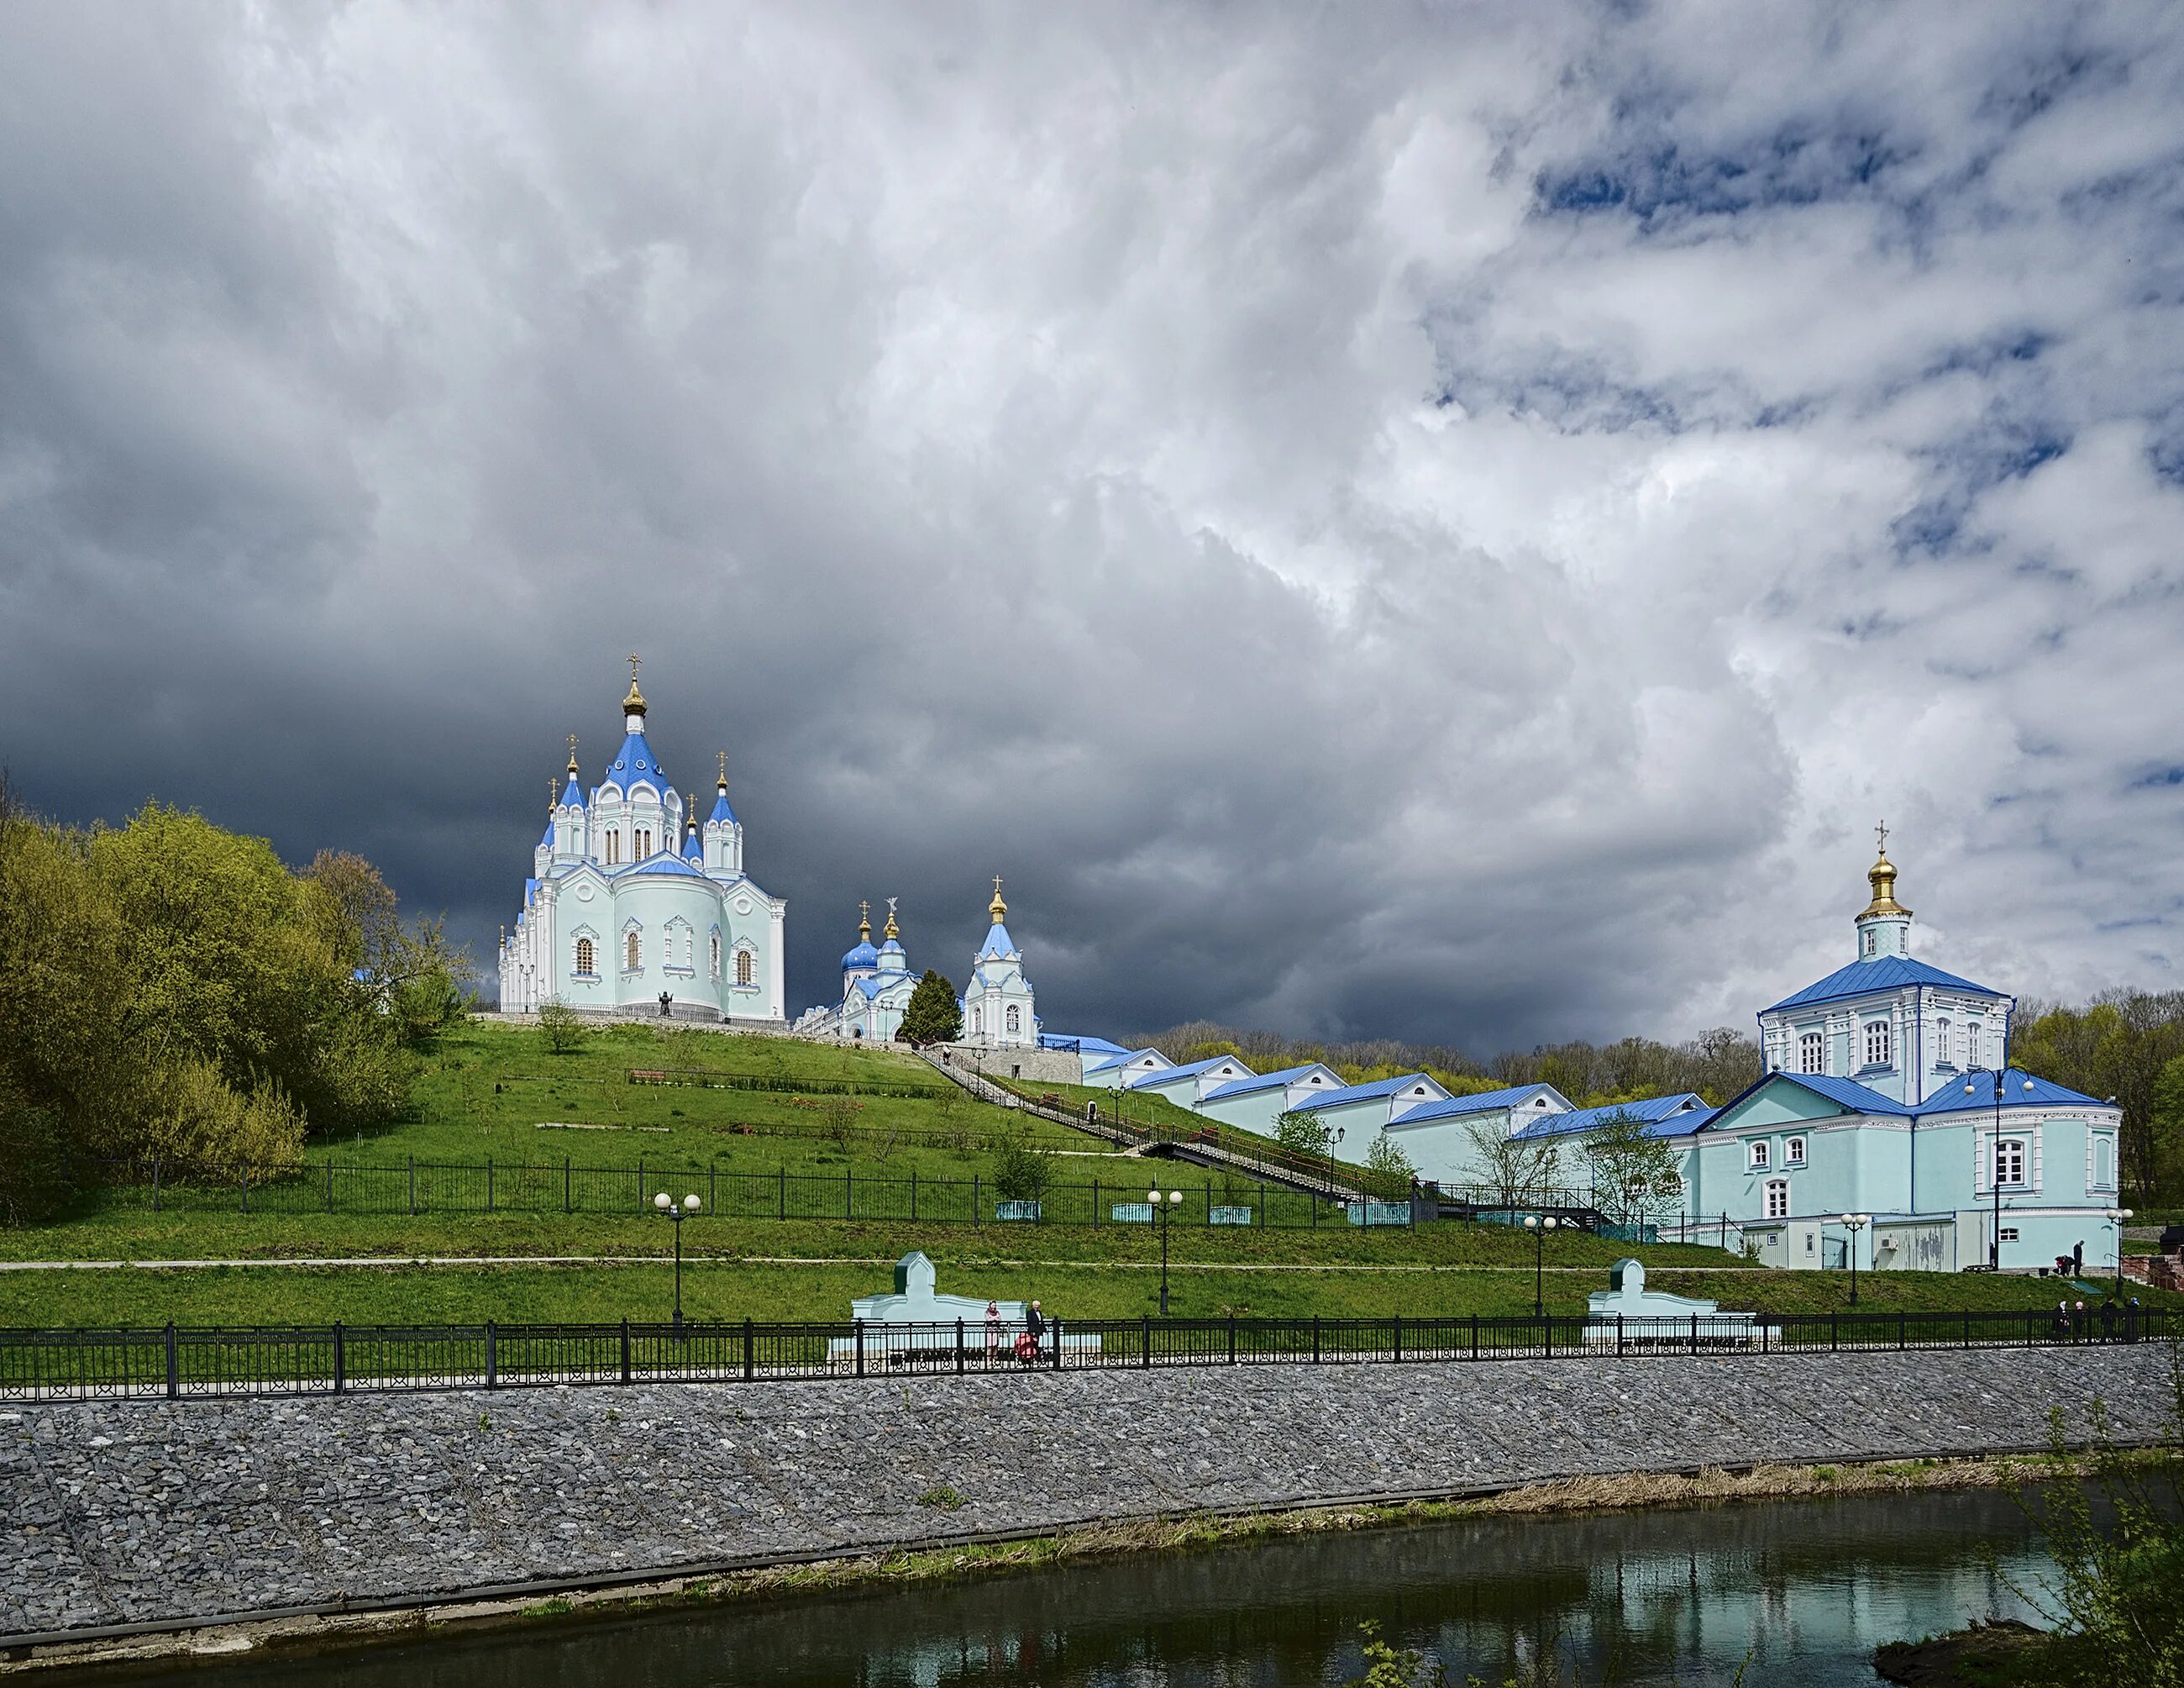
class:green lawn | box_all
[0,1252,2168,1329]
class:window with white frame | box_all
[1963,1024,1980,1068]
[1786,1136,1807,1165]
[1764,1180,1789,1219]
[736,949,754,987]
[1798,1032,1824,1074]
[1994,1138,2026,1187]
[1863,929,1877,956]
[1864,1019,1893,1068]
[1006,1004,1021,1033]
[1935,1018,1951,1065]
[625,931,640,971]
[1749,1139,1771,1170]
[575,936,595,976]
[710,935,721,979]
[2094,1136,2114,1190]
[1999,1226,2019,1243]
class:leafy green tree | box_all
[1579,1109,1684,1228]
[537,997,586,1054]
[1273,1108,1331,1158]
[990,1127,1053,1204]
[1464,1117,1562,1209]
[1365,1132,1416,1183]
[897,970,962,1044]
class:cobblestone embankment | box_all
[3,1345,2172,1643]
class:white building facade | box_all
[497,667,787,1025]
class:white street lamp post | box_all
[1839,1212,1871,1305]
[1148,1187,1183,1316]
[1524,1213,1559,1317]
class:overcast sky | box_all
[4,3,2181,1053]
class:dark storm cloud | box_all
[3,3,2182,1055]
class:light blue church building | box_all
[497,665,788,1025]
[1068,839,2128,1276]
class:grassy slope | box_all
[0,1254,2166,1328]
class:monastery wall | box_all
[4,1344,2171,1646]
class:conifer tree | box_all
[897,970,962,1044]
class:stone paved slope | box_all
[2,1346,2171,1642]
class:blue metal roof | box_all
[841,941,879,971]
[681,828,704,862]
[979,922,1017,960]
[879,939,906,961]
[595,728,670,797]
[626,852,706,880]
[1125,1056,1252,1091]
[1048,1033,1131,1055]
[1704,1067,2099,1130]
[1764,954,2003,1014]
[538,814,555,848]
[709,786,738,826]
[1511,1093,1715,1140]
[1294,1074,1447,1112]
[561,773,585,810]
[1200,1065,1337,1102]
[1084,1047,1169,1075]
[1392,1084,1572,1123]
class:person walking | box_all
[2072,1239,2085,1275]
[2099,1299,2118,1342]
[1025,1298,1047,1363]
[984,1299,1001,1361]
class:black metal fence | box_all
[75,1157,1398,1229]
[3,1306,2168,1404]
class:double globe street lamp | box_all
[1837,1212,1871,1304]
[1523,1213,1558,1317]
[1148,1187,1183,1315]
[2107,1207,2135,1298]
[654,1190,701,1335]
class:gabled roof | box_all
[1511,1093,1715,1140]
[1764,954,2003,1014]
[1294,1073,1451,1112]
[1125,1055,1253,1091]
[1049,1033,1132,1056]
[1392,1083,1572,1124]
[1084,1047,1171,1075]
[1201,1064,1342,1102]
[1703,1066,2103,1132]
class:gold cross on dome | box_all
[627,652,642,685]
[993,875,1004,898]
[717,749,728,785]
[858,899,869,923]
[1876,819,1889,854]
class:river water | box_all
[97,1487,2057,1686]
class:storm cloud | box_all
[3,3,2181,1051]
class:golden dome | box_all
[1859,848,1912,920]
[622,653,647,716]
[989,875,1007,923]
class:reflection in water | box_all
[97,1486,2055,1686]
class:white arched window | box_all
[971,1007,983,1037]
[1994,1138,2026,1186]
[1964,1024,1981,1068]
[625,932,641,971]
[606,831,620,865]
[1935,1018,1951,1066]
[1798,1032,1824,1074]
[575,936,595,976]
[1005,1004,1021,1033]
[1863,1019,1892,1068]
[710,935,722,979]
[736,949,754,987]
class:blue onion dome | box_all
[841,940,879,971]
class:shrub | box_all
[990,1128,1053,1203]
[1274,1109,1332,1158]
[538,998,587,1055]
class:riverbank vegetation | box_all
[0,781,470,1223]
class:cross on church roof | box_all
[1876,819,1889,853]
[627,653,642,684]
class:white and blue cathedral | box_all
[797,879,1040,1047]
[497,667,787,1024]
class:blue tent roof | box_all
[681,828,704,862]
[709,786,737,826]
[561,772,585,810]
[1764,954,2003,1014]
[1511,1093,1715,1140]
[1293,1074,1446,1112]
[538,814,555,848]
[595,728,669,797]
[979,922,1017,960]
